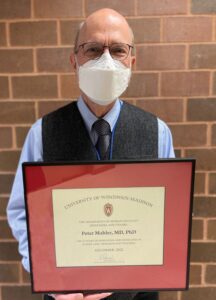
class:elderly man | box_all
[7,8,174,300]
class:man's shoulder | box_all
[158,117,172,134]
[42,101,77,120]
[121,100,157,120]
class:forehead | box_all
[79,15,132,44]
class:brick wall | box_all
[0,0,215,299]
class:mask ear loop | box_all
[75,55,82,91]
[74,55,80,69]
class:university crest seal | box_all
[104,203,113,217]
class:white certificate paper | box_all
[52,187,165,267]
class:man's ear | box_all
[70,53,77,71]
[131,56,136,67]
[130,56,136,71]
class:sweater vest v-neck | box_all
[42,101,158,161]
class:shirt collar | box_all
[77,96,122,133]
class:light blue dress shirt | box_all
[7,97,175,272]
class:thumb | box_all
[55,293,84,300]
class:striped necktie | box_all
[93,119,111,160]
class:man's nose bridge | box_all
[103,46,110,54]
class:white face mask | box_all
[77,52,131,106]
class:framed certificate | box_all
[22,159,195,294]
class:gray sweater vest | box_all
[42,101,158,161]
[42,102,158,300]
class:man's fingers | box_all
[84,293,112,300]
[55,293,84,300]
[51,292,112,300]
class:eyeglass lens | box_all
[82,43,131,60]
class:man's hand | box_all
[51,292,112,300]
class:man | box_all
[7,8,174,300]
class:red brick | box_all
[209,173,216,194]
[60,75,80,99]
[0,197,8,216]
[128,18,160,43]
[206,265,216,284]
[163,17,212,42]
[37,48,72,72]
[0,77,9,98]
[34,0,82,18]
[192,219,203,240]
[38,101,71,118]
[190,45,216,69]
[194,172,205,194]
[174,149,182,158]
[193,196,216,217]
[10,21,57,46]
[86,0,135,16]
[0,263,19,283]
[181,288,216,300]
[0,175,14,194]
[191,0,216,14]
[212,124,216,145]
[137,0,187,15]
[185,149,216,171]
[207,220,216,240]
[12,76,58,99]
[0,220,14,239]
[0,242,20,261]
[190,265,202,285]
[22,268,31,283]
[124,73,158,97]
[187,98,216,121]
[0,151,20,172]
[136,45,185,70]
[191,242,216,262]
[170,124,207,147]
[2,286,42,300]
[215,21,216,41]
[0,0,30,19]
[0,49,33,73]
[212,73,216,95]
[159,292,178,300]
[161,72,210,97]
[0,23,6,46]
[136,99,183,122]
[0,102,35,124]
[60,20,84,45]
[15,127,30,148]
[0,127,12,148]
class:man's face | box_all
[72,13,136,69]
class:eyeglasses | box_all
[75,42,133,61]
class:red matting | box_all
[23,159,195,293]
